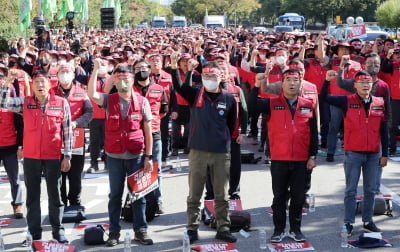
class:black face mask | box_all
[8,61,15,68]
[306,54,315,59]
[39,58,49,66]
[354,49,361,54]
[220,81,228,89]
[135,71,149,81]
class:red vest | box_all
[301,80,318,109]
[304,58,327,93]
[0,108,17,147]
[259,65,284,99]
[151,70,172,103]
[329,58,361,95]
[176,70,191,106]
[389,61,400,99]
[268,96,314,161]
[16,69,29,96]
[104,93,145,155]
[135,84,163,133]
[53,85,86,121]
[91,77,107,119]
[226,84,241,139]
[344,95,384,153]
[23,95,65,159]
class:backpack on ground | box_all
[356,196,393,216]
[121,192,159,222]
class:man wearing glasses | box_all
[171,55,238,244]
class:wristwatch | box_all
[144,154,153,159]
[309,156,316,160]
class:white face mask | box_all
[98,66,107,75]
[108,65,114,73]
[58,73,73,84]
[276,55,287,65]
[58,59,67,65]
[202,79,219,91]
[259,54,266,60]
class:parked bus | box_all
[277,13,305,32]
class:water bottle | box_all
[26,231,33,252]
[259,227,267,250]
[0,229,5,252]
[124,232,131,252]
[176,156,182,172]
[341,226,348,248]
[308,194,315,213]
[182,231,190,252]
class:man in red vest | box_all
[321,70,388,236]
[0,70,73,244]
[52,63,93,206]
[253,69,318,243]
[88,60,154,247]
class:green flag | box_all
[19,0,32,32]
[103,0,115,8]
[115,0,121,24]
[57,0,74,21]
[205,8,208,16]
[74,0,88,22]
[42,0,57,21]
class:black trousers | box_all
[61,153,85,206]
[89,119,105,165]
[270,160,307,233]
[161,113,171,161]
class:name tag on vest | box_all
[299,107,311,114]
[27,105,37,109]
[372,106,384,110]
[73,93,85,97]
[48,106,62,110]
[216,103,226,110]
[150,89,161,93]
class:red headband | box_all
[355,75,373,82]
[202,67,221,75]
[114,72,132,78]
[283,72,300,79]
[32,74,49,79]
[289,63,304,70]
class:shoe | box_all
[363,222,381,233]
[258,145,264,152]
[264,157,271,164]
[13,205,23,219]
[184,147,190,154]
[345,223,353,237]
[87,166,98,173]
[22,236,41,247]
[229,194,241,200]
[389,150,396,156]
[326,154,334,162]
[53,235,69,244]
[288,231,306,242]
[106,231,120,247]
[270,231,285,243]
[156,202,164,214]
[215,231,237,243]
[187,230,198,244]
[171,149,179,156]
[134,231,153,245]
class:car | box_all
[367,25,381,31]
[273,25,293,33]
[189,23,203,29]
[253,26,268,33]
[135,23,148,29]
[360,31,389,41]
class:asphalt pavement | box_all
[0,138,399,252]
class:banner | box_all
[191,242,238,252]
[42,0,57,21]
[19,0,32,32]
[267,241,315,251]
[348,24,366,39]
[126,162,159,201]
[0,218,11,227]
[57,0,74,21]
[33,241,75,252]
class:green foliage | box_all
[376,0,400,28]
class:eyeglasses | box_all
[134,66,149,71]
[201,74,218,80]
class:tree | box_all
[376,0,400,28]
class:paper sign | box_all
[0,176,9,181]
[0,218,11,226]
[191,242,238,252]
[268,241,314,251]
[349,24,366,38]
[126,162,159,201]
[204,200,243,216]
[33,241,75,252]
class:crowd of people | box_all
[0,25,397,247]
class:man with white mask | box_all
[171,54,238,244]
[52,63,93,206]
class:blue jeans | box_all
[107,155,147,232]
[327,105,343,154]
[152,138,163,203]
[343,151,379,224]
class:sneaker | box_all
[106,231,120,247]
[187,230,199,244]
[288,231,306,242]
[53,235,69,244]
[270,231,285,243]
[171,149,179,156]
[363,222,381,233]
[326,154,334,162]
[264,157,271,164]
[13,205,23,219]
[156,202,164,214]
[229,194,241,200]
[345,223,353,237]
[134,231,153,245]
[258,145,264,152]
[215,231,237,243]
[87,167,98,173]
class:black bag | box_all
[209,210,251,232]
[121,192,159,222]
[240,150,261,164]
[62,205,86,223]
[356,197,393,216]
[84,225,106,245]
